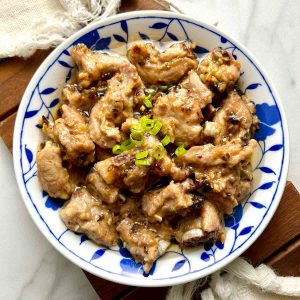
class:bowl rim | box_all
[13,10,289,287]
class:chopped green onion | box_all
[158,84,174,92]
[161,135,171,146]
[121,139,134,151]
[130,123,143,134]
[130,132,144,145]
[139,116,149,124]
[141,119,155,131]
[175,145,187,157]
[135,159,151,166]
[153,145,165,160]
[145,87,157,96]
[151,120,162,135]
[143,95,153,108]
[112,144,123,155]
[135,150,149,160]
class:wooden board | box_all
[1,0,299,299]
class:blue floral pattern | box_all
[15,14,287,284]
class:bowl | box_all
[13,10,289,287]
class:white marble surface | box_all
[0,1,299,299]
[0,140,98,300]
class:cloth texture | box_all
[0,0,121,58]
[167,258,300,300]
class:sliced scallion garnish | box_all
[135,150,149,160]
[143,95,153,108]
[130,132,144,145]
[121,139,134,151]
[151,120,162,135]
[112,144,123,155]
[153,145,165,160]
[135,159,151,166]
[175,144,187,157]
[161,135,171,146]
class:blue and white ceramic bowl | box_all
[13,11,289,287]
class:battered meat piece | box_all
[89,67,144,148]
[71,44,130,88]
[142,179,196,221]
[177,140,257,214]
[213,91,258,144]
[87,170,120,204]
[198,48,241,92]
[37,141,73,199]
[43,104,95,166]
[177,139,257,168]
[61,84,103,111]
[127,41,197,84]
[175,201,225,246]
[60,188,118,247]
[117,217,171,273]
[196,162,253,214]
[93,150,149,193]
[153,70,212,146]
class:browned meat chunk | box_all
[87,170,120,204]
[175,201,225,246]
[71,44,130,88]
[177,140,256,214]
[195,162,252,214]
[37,141,73,199]
[89,68,144,148]
[142,179,196,221]
[43,104,95,165]
[60,188,118,246]
[127,42,197,84]
[177,139,257,168]
[199,48,240,92]
[93,150,149,193]
[213,91,258,144]
[117,217,171,273]
[153,71,213,146]
[61,84,103,111]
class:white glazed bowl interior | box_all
[13,11,289,287]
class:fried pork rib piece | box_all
[117,217,171,273]
[196,162,253,214]
[178,139,257,168]
[198,48,241,92]
[177,140,257,214]
[71,44,130,88]
[93,150,149,193]
[43,104,95,166]
[212,91,258,144]
[175,201,225,246]
[87,170,120,204]
[92,133,188,194]
[88,68,144,148]
[142,179,197,221]
[153,70,213,146]
[37,141,73,199]
[60,188,118,247]
[61,84,102,111]
[127,41,197,84]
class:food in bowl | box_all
[36,41,258,273]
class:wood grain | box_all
[0,111,16,151]
[0,50,51,121]
[83,272,134,300]
[243,181,300,265]
[267,237,300,276]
